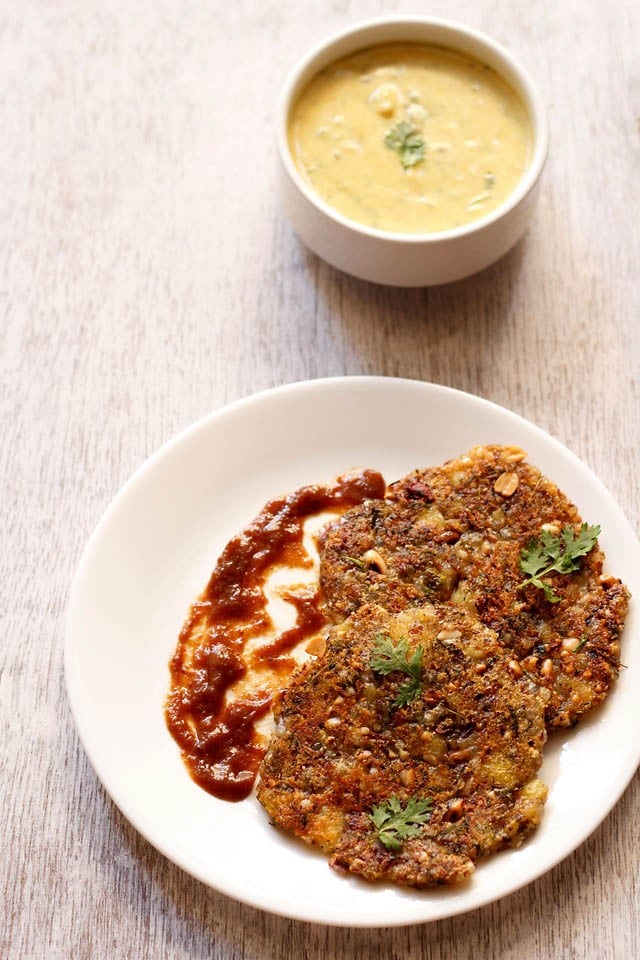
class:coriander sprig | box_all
[384,122,426,168]
[519,523,600,603]
[370,634,423,707]
[369,796,433,851]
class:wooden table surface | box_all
[3,1,639,957]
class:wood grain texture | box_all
[2,0,639,957]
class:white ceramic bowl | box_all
[277,16,549,287]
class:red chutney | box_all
[165,469,385,801]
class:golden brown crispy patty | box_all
[258,603,548,888]
[319,445,629,728]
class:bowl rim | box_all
[277,15,549,245]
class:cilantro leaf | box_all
[519,523,601,602]
[561,524,601,569]
[384,122,426,168]
[370,634,424,707]
[394,677,423,708]
[369,796,433,851]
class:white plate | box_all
[65,377,640,927]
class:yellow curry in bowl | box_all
[288,43,532,235]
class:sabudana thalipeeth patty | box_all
[257,603,548,889]
[319,445,630,729]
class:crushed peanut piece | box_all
[541,658,554,677]
[501,447,527,464]
[362,549,388,574]
[399,769,416,788]
[494,471,520,496]
[541,522,561,534]
[562,636,580,652]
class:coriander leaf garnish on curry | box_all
[287,43,532,233]
[384,121,426,169]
